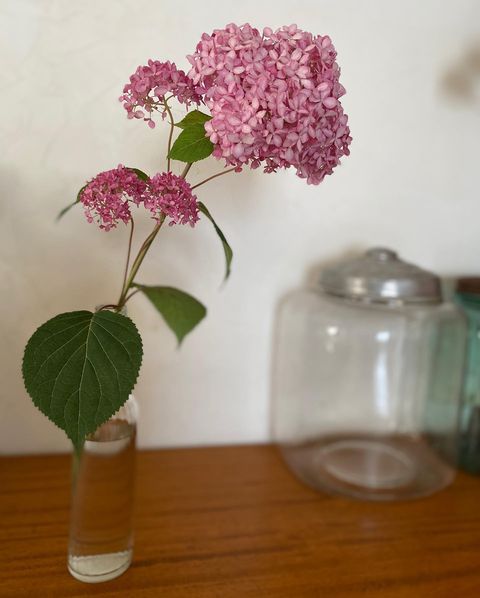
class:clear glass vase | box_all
[67,395,138,583]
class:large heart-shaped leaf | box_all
[198,202,233,280]
[168,124,214,163]
[22,310,143,448]
[134,285,206,345]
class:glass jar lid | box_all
[319,247,442,304]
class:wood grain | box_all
[1,445,480,597]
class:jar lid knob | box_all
[366,247,398,262]
[319,247,442,304]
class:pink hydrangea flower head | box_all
[187,23,352,184]
[80,165,147,231]
[146,172,199,227]
[120,60,204,128]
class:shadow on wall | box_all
[440,39,480,289]
[440,41,480,108]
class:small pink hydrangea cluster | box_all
[187,23,351,184]
[120,60,203,128]
[81,165,147,231]
[146,172,199,226]
[80,166,198,230]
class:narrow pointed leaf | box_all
[56,200,79,222]
[22,310,143,448]
[175,110,212,129]
[56,185,86,221]
[134,285,206,345]
[198,202,233,280]
[168,124,214,163]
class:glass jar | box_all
[272,248,466,501]
[455,278,480,474]
[67,394,138,583]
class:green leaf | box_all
[198,202,233,280]
[56,185,86,222]
[168,124,214,163]
[175,110,212,129]
[134,285,206,345]
[56,200,78,222]
[22,310,143,448]
[129,167,150,181]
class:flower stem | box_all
[190,167,237,190]
[164,100,175,172]
[97,304,119,312]
[123,288,141,304]
[117,214,166,309]
[109,110,236,312]
[120,218,135,299]
[181,163,193,179]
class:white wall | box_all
[1,0,479,454]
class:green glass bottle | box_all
[455,278,480,474]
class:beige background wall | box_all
[1,0,479,454]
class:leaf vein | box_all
[93,321,135,358]
[48,341,87,415]
[90,329,121,410]
[31,318,91,357]
[30,325,89,387]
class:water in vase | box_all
[67,416,136,583]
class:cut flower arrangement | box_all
[22,23,351,450]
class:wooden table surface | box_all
[1,445,480,597]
